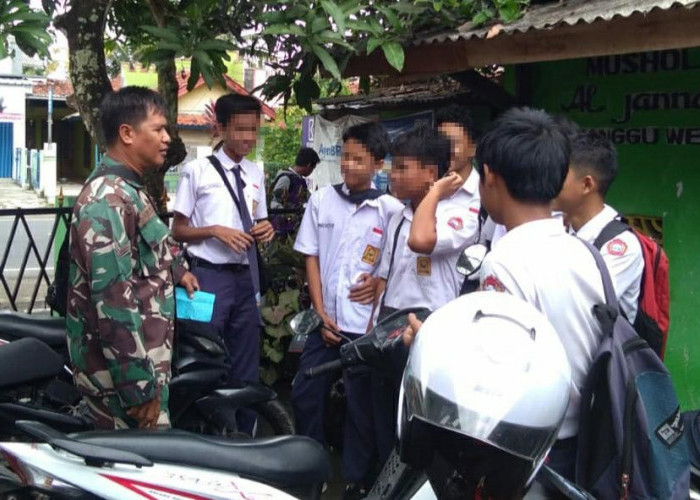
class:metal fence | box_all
[0,206,302,314]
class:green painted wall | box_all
[522,48,700,408]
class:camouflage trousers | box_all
[84,385,171,430]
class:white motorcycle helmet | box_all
[398,291,572,499]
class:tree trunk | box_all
[145,0,187,212]
[55,0,114,148]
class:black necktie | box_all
[231,165,260,298]
[332,183,384,204]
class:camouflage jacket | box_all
[66,156,187,408]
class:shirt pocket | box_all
[358,226,384,272]
[137,206,170,277]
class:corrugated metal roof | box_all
[0,76,32,87]
[415,0,700,45]
[316,78,468,108]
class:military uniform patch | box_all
[362,245,380,265]
[607,238,628,256]
[481,275,506,292]
[417,256,432,276]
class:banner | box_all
[309,114,371,188]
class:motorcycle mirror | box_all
[289,310,323,336]
[456,244,488,277]
[370,307,432,347]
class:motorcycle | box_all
[0,418,331,499]
[0,312,293,440]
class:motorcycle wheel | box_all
[251,398,295,436]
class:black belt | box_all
[189,256,249,273]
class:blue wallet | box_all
[175,287,216,323]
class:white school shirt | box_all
[378,189,481,313]
[294,185,403,334]
[479,218,605,439]
[573,205,643,324]
[174,149,268,265]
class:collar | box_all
[93,155,143,188]
[402,204,414,222]
[499,218,566,245]
[333,183,383,205]
[215,148,248,172]
[575,205,619,243]
[460,167,480,195]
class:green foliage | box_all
[255,0,530,110]
[261,105,304,171]
[258,234,308,385]
[0,0,51,60]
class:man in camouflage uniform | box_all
[67,87,199,430]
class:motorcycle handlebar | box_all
[304,359,343,378]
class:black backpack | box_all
[46,230,70,316]
[576,239,689,499]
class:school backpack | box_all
[593,219,670,359]
[576,239,689,500]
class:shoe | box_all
[343,483,367,500]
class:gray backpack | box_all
[576,240,689,499]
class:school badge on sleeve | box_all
[481,275,506,292]
[447,217,464,231]
[362,245,380,265]
[416,256,432,276]
[607,238,628,256]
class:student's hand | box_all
[431,172,464,200]
[348,273,376,305]
[251,220,275,243]
[179,271,199,298]
[402,313,423,348]
[127,396,161,429]
[320,313,342,347]
[212,225,255,253]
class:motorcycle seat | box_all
[71,430,332,487]
[0,338,64,387]
[0,312,66,348]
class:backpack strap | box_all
[593,219,630,250]
[379,217,407,312]
[579,238,619,311]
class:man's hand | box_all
[348,273,376,305]
[126,397,161,429]
[179,271,199,298]
[431,172,464,200]
[402,313,424,348]
[251,220,275,243]
[320,313,342,347]
[212,225,254,253]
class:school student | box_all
[553,130,643,322]
[368,125,480,473]
[292,121,403,499]
[475,107,606,486]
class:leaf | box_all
[262,339,285,363]
[321,0,346,33]
[259,365,278,385]
[261,305,290,326]
[197,39,235,52]
[259,11,288,24]
[187,59,201,90]
[155,41,186,53]
[310,16,330,34]
[360,75,370,95]
[366,36,382,55]
[391,3,427,15]
[140,25,181,44]
[381,41,405,72]
[310,43,342,80]
[261,24,305,36]
[472,8,494,26]
[278,289,301,313]
[264,324,292,341]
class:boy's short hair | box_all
[215,93,261,126]
[295,147,320,167]
[475,107,569,203]
[342,122,390,161]
[435,104,477,139]
[100,87,168,146]
[391,124,451,177]
[553,115,580,142]
[570,130,618,196]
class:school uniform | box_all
[572,204,643,323]
[378,173,482,311]
[292,183,403,484]
[372,175,481,472]
[173,148,267,432]
[479,218,606,483]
